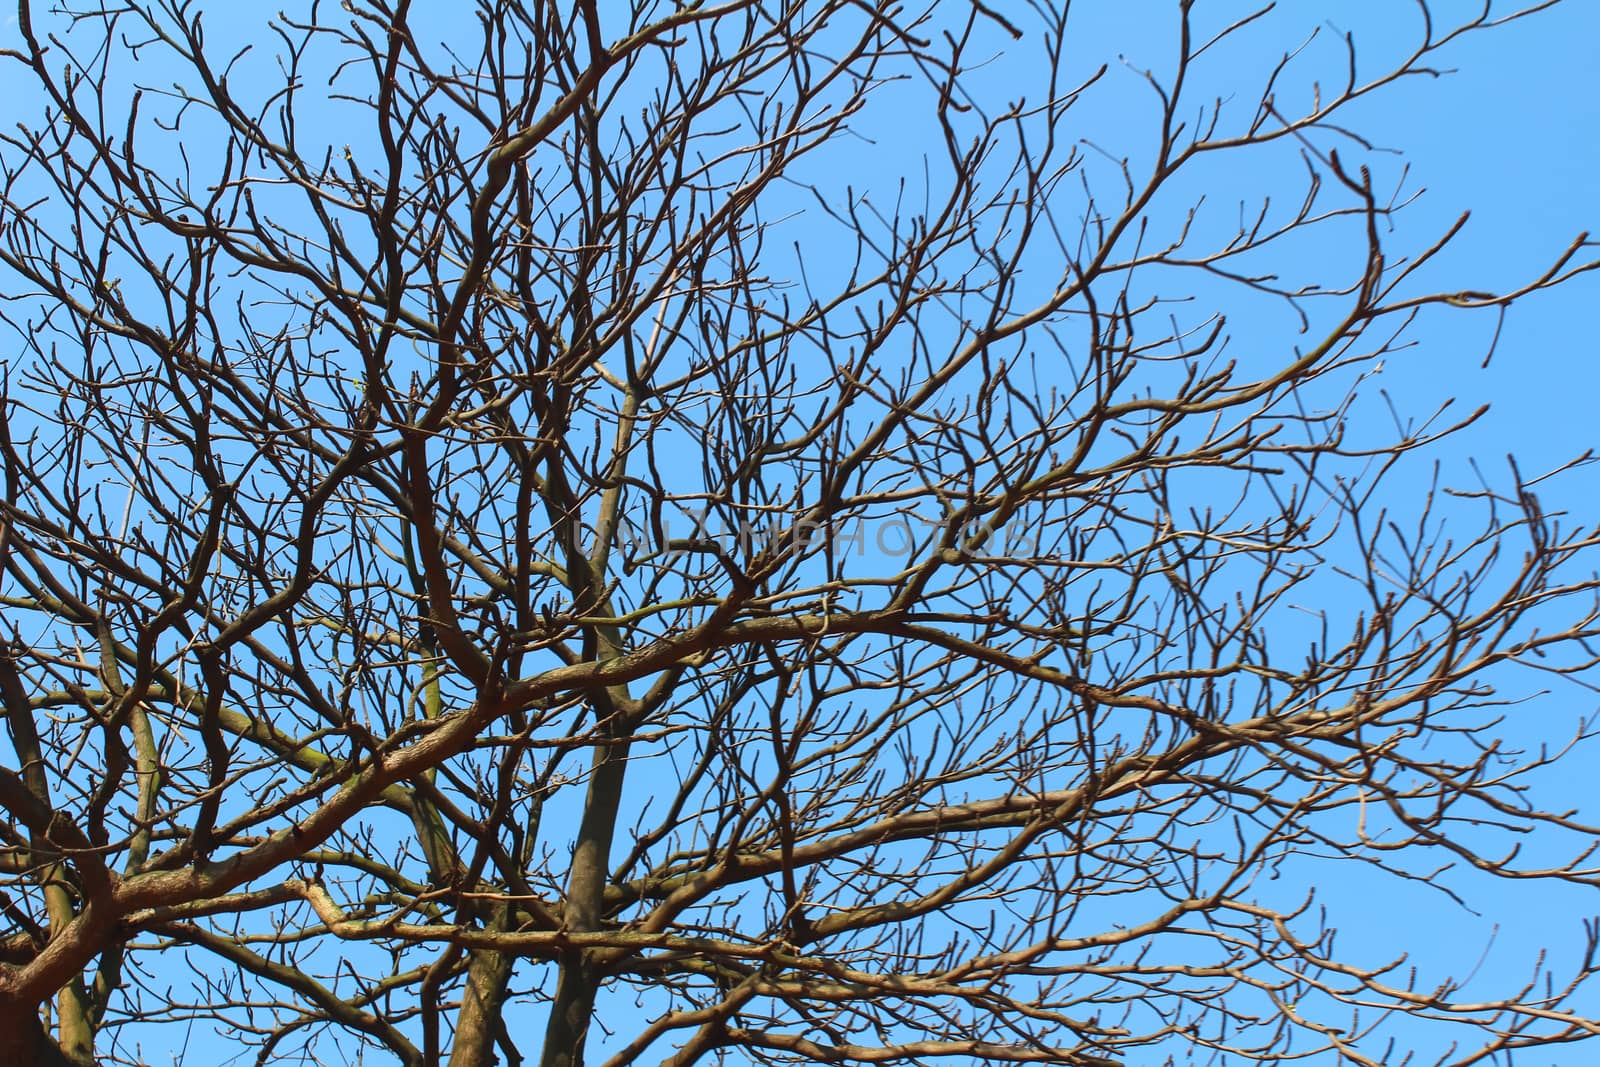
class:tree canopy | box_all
[0,2,1597,1065]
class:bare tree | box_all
[0,1,1596,1064]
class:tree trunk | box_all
[0,1002,82,1067]
[448,947,514,1067]
[538,717,632,1067]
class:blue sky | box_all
[1084,2,1600,1050]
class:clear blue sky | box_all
[1060,3,1600,1053]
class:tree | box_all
[0,0,1597,1063]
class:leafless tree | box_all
[0,1,1597,1064]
